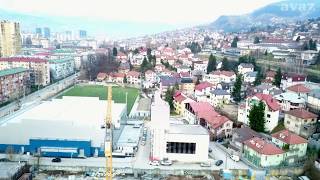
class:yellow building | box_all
[0,21,22,57]
[173,92,194,115]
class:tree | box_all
[206,54,217,73]
[123,75,127,83]
[254,70,263,86]
[147,48,152,56]
[254,37,260,44]
[112,47,118,57]
[187,42,202,54]
[232,74,242,102]
[231,36,239,48]
[296,36,301,42]
[221,57,230,71]
[273,68,282,87]
[316,51,320,65]
[165,87,175,111]
[140,57,150,73]
[133,48,139,54]
[195,78,200,85]
[249,101,266,132]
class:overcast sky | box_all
[0,0,280,25]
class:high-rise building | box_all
[43,27,50,38]
[0,21,22,57]
[79,30,87,39]
[35,27,42,37]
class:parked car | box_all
[215,160,223,166]
[208,148,212,153]
[230,155,240,162]
[160,159,173,166]
[52,157,61,163]
[200,161,211,167]
[149,160,160,166]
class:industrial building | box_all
[150,92,209,163]
[0,96,127,158]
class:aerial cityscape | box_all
[0,0,320,179]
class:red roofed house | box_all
[272,130,308,164]
[194,81,214,102]
[107,72,125,83]
[116,52,127,60]
[284,108,318,138]
[281,73,306,90]
[243,137,285,167]
[173,92,195,115]
[287,84,311,100]
[0,57,50,86]
[126,71,141,85]
[155,64,165,73]
[96,72,107,81]
[184,102,233,139]
[238,93,281,132]
[203,70,236,84]
[145,70,157,83]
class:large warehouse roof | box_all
[0,96,126,147]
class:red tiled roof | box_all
[272,130,307,145]
[212,70,235,77]
[282,73,306,82]
[254,93,281,111]
[244,137,284,155]
[179,72,191,78]
[97,72,107,79]
[127,71,140,77]
[287,84,311,93]
[286,108,318,119]
[111,72,125,78]
[145,70,155,75]
[0,57,48,63]
[266,71,276,78]
[195,81,213,91]
[208,115,230,129]
[117,52,127,57]
[174,94,187,103]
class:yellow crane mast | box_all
[105,85,113,180]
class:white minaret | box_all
[150,91,170,160]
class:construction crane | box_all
[105,85,113,180]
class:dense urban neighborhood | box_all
[0,1,320,180]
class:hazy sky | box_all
[0,0,280,25]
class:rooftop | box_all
[168,124,209,135]
[137,98,151,112]
[210,89,230,96]
[116,125,141,147]
[195,81,213,91]
[253,93,281,111]
[0,57,48,63]
[274,92,305,104]
[286,108,318,119]
[244,137,284,155]
[0,67,28,77]
[0,162,26,179]
[49,57,74,64]
[287,84,311,93]
[272,129,307,145]
[239,63,254,68]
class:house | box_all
[229,127,262,156]
[159,76,181,96]
[216,82,233,93]
[209,89,231,107]
[145,70,157,83]
[284,108,318,138]
[274,92,306,111]
[243,71,258,84]
[173,92,195,115]
[194,81,214,102]
[96,72,107,81]
[265,70,276,82]
[238,93,280,132]
[49,57,75,81]
[133,98,151,118]
[301,50,318,65]
[116,52,127,61]
[155,64,165,73]
[126,71,140,84]
[253,84,280,95]
[307,89,320,113]
[281,73,306,90]
[180,77,195,95]
[107,72,125,83]
[272,130,308,164]
[193,61,207,73]
[203,70,236,84]
[118,62,130,74]
[286,84,311,100]
[238,63,254,75]
[184,102,233,139]
[177,65,191,74]
[243,137,285,167]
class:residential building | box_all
[194,81,214,102]
[184,102,233,139]
[307,89,320,113]
[159,76,180,96]
[107,72,125,83]
[49,57,75,81]
[243,137,285,167]
[286,84,311,100]
[281,73,306,90]
[133,98,151,118]
[238,93,280,132]
[145,70,157,83]
[126,71,140,85]
[0,21,22,57]
[238,63,254,75]
[284,108,318,138]
[243,71,257,84]
[177,65,191,73]
[253,84,280,95]
[229,127,262,156]
[274,92,306,111]
[173,92,195,115]
[209,89,231,107]
[203,70,236,84]
[0,57,50,86]
[96,72,107,81]
[193,61,207,73]
[301,50,318,65]
[272,130,308,164]
[0,67,30,104]
[180,77,194,95]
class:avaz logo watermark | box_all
[280,3,316,12]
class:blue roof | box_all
[210,89,230,95]
[160,76,181,86]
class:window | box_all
[166,142,196,154]
[267,114,271,118]
[286,121,290,124]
